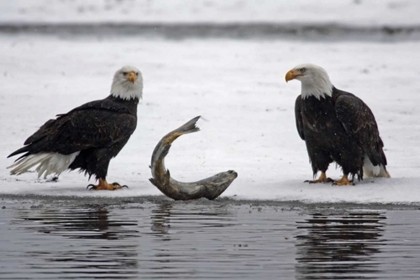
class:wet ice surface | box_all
[1,197,420,279]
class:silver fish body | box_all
[150,116,238,200]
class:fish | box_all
[149,116,238,200]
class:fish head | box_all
[213,170,238,184]
[203,170,238,200]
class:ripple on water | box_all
[0,202,420,279]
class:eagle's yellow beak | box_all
[285,69,300,82]
[128,71,137,83]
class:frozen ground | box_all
[0,35,419,204]
[1,0,420,27]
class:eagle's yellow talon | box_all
[87,179,126,191]
[332,175,354,186]
[305,172,332,184]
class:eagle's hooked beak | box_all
[127,71,137,83]
[285,69,301,82]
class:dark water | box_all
[0,199,419,279]
[1,23,420,41]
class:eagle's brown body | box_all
[8,65,143,190]
[8,95,138,180]
[295,86,388,180]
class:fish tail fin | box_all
[163,116,201,145]
[175,116,201,135]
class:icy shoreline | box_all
[1,193,419,209]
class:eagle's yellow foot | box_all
[305,172,333,184]
[87,178,128,191]
[332,175,354,186]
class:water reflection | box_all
[295,212,386,280]
[13,206,140,279]
[151,202,173,237]
[145,201,241,278]
[4,202,407,279]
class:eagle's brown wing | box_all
[295,95,305,140]
[334,91,387,166]
[8,99,136,158]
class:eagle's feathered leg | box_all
[304,172,334,184]
[332,174,354,186]
[87,178,128,191]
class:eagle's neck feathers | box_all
[111,81,143,101]
[300,70,333,100]
[301,81,333,100]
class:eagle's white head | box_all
[111,65,143,100]
[285,63,333,100]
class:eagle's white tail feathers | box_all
[363,155,391,178]
[8,152,80,179]
[8,154,50,175]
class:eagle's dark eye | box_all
[122,72,128,75]
[300,68,306,73]
[135,72,139,76]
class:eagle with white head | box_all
[285,63,390,186]
[8,65,143,190]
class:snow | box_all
[1,0,420,27]
[0,2,419,204]
[1,36,419,204]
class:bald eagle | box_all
[285,63,390,186]
[7,65,142,190]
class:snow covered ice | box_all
[0,1,420,204]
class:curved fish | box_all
[149,116,238,200]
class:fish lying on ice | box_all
[149,116,238,200]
